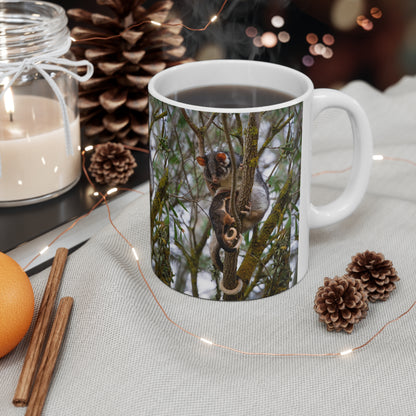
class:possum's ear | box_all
[216,152,227,162]
[196,156,206,166]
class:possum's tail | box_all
[209,232,243,272]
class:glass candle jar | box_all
[0,1,92,206]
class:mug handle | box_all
[309,89,373,229]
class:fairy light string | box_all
[17,0,414,358]
[71,0,229,43]
[313,154,416,177]
[18,144,416,359]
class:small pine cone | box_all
[88,143,137,186]
[314,276,368,334]
[346,250,400,302]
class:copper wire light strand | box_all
[72,0,229,43]
[21,155,416,356]
[81,148,342,355]
[81,150,201,341]
[312,167,351,177]
[122,144,149,154]
[312,154,416,177]
[75,147,416,357]
[23,195,105,271]
[352,300,416,353]
[383,156,416,166]
[67,2,416,357]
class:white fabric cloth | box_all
[1,76,416,415]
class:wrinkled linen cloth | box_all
[1,76,416,415]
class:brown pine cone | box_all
[88,142,137,186]
[346,250,400,302]
[68,0,191,147]
[314,276,368,334]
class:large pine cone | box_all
[346,250,399,302]
[89,142,137,186]
[68,0,190,147]
[314,276,368,334]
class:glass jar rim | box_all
[0,1,70,62]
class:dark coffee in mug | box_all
[167,85,294,108]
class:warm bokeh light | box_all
[278,31,290,43]
[309,44,318,56]
[271,15,285,28]
[370,7,383,19]
[302,55,315,67]
[362,20,374,31]
[356,15,374,30]
[356,15,367,26]
[322,34,335,46]
[306,33,318,45]
[331,0,365,31]
[322,47,334,59]
[314,43,326,55]
[253,36,263,47]
[261,32,278,48]
[245,26,258,38]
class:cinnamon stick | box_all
[13,248,69,407]
[26,297,74,416]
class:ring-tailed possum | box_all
[197,151,270,271]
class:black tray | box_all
[0,152,149,253]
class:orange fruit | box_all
[0,252,34,358]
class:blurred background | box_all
[63,0,416,90]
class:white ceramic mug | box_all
[148,60,372,300]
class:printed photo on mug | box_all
[148,60,372,301]
[150,98,302,300]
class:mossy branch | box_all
[234,114,244,148]
[258,112,294,159]
[149,110,168,132]
[237,171,292,283]
[237,113,260,212]
[242,246,276,299]
[222,113,242,294]
[150,167,169,226]
[221,114,241,233]
[222,113,260,294]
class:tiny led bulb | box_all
[132,247,139,261]
[340,349,353,356]
[200,338,213,345]
[84,145,94,152]
[210,15,218,22]
[107,187,118,195]
[372,154,384,161]
[151,20,162,26]
[39,246,49,255]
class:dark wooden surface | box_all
[0,152,149,253]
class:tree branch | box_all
[222,112,261,296]
[221,114,241,294]
[234,114,244,148]
[257,112,294,159]
[180,108,206,157]
[150,167,169,225]
[237,171,292,283]
[221,113,241,233]
[237,112,260,213]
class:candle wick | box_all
[9,112,13,122]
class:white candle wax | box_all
[0,95,81,204]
